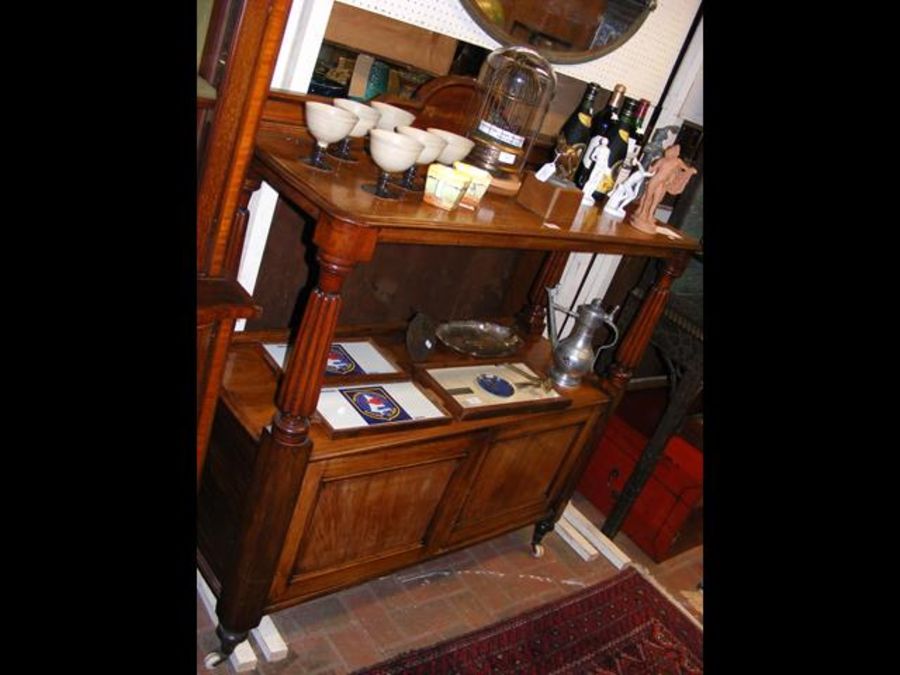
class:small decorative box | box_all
[423,164,471,211]
[516,170,584,226]
[453,161,493,209]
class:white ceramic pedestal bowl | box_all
[303,102,359,171]
[333,99,381,138]
[305,101,359,145]
[330,99,382,161]
[371,101,417,131]
[427,128,476,165]
[368,129,425,173]
[394,126,448,191]
[364,129,425,199]
[396,127,448,166]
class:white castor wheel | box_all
[531,543,545,558]
[204,651,228,669]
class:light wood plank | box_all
[555,517,599,561]
[562,503,631,570]
[251,616,289,662]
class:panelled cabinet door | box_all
[447,407,596,546]
[267,432,488,608]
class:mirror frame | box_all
[458,0,657,65]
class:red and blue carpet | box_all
[353,567,702,674]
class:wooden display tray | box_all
[415,362,572,420]
[314,380,452,439]
[256,337,407,385]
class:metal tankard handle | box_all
[591,306,620,368]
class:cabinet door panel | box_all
[268,434,480,606]
[457,423,580,526]
[294,459,457,574]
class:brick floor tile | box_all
[458,569,519,619]
[435,620,476,644]
[393,566,468,605]
[388,596,465,640]
[285,633,346,674]
[363,575,416,614]
[285,595,353,636]
[419,547,476,571]
[254,649,304,675]
[325,624,383,672]
[467,543,518,574]
[338,585,406,650]
[444,589,492,630]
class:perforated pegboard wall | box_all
[336,0,701,103]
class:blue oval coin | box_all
[476,373,515,398]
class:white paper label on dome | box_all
[498,151,517,164]
[477,120,525,148]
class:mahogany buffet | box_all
[197,93,699,662]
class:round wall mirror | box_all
[459,0,657,64]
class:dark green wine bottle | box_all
[606,98,639,170]
[632,99,651,148]
[573,83,626,189]
[554,82,601,181]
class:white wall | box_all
[336,0,702,103]
[653,16,703,130]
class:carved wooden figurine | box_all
[629,144,697,233]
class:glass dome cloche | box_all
[464,45,557,181]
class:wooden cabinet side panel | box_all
[198,402,259,584]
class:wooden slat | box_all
[555,517,599,561]
[562,503,631,570]
[324,3,457,76]
[197,277,262,323]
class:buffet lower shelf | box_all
[198,334,609,613]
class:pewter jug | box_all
[546,284,619,388]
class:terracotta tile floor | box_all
[197,492,702,674]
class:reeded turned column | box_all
[601,253,689,401]
[211,214,377,664]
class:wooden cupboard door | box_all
[268,433,483,606]
[448,409,593,543]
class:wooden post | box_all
[213,215,377,653]
[601,252,690,401]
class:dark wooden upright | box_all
[196,0,293,489]
[197,89,699,661]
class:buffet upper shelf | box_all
[254,130,700,258]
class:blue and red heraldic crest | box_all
[340,386,411,425]
[326,344,366,375]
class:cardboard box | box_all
[516,171,584,226]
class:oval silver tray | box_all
[435,321,523,358]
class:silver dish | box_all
[435,321,523,358]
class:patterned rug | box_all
[353,567,702,674]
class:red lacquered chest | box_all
[578,414,702,562]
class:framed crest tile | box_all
[315,380,451,439]
[257,338,406,384]
[416,362,571,420]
